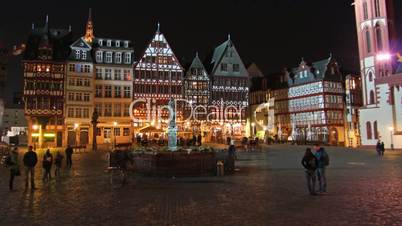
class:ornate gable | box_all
[135,26,183,73]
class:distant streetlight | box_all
[388,127,394,150]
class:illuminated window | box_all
[96,51,103,63]
[124,53,131,64]
[115,52,122,63]
[105,52,112,63]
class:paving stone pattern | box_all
[1,145,402,226]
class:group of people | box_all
[5,145,74,191]
[301,144,330,196]
[376,140,385,156]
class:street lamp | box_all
[388,127,394,150]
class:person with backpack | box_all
[54,151,63,177]
[42,149,53,182]
[314,144,329,193]
[6,148,20,191]
[23,146,38,190]
[301,148,318,195]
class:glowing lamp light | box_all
[44,133,56,138]
[32,124,39,130]
[113,121,118,126]
[74,123,79,129]
[377,53,392,61]
[31,133,40,137]
[251,123,256,127]
[388,127,394,132]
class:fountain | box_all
[167,98,178,152]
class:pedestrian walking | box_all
[65,145,73,169]
[23,146,38,190]
[314,144,330,193]
[301,148,318,195]
[42,149,53,182]
[7,148,20,191]
[54,151,63,177]
[381,142,385,156]
[376,140,382,156]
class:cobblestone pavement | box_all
[1,145,402,226]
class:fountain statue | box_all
[167,98,177,151]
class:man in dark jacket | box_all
[23,146,38,190]
[65,145,73,169]
[314,145,329,193]
[302,148,318,195]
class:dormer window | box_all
[75,50,81,59]
[107,40,111,47]
[82,51,87,60]
[98,39,103,46]
[116,41,120,47]
[124,41,129,48]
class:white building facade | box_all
[354,0,402,149]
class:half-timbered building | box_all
[208,36,249,141]
[23,17,72,148]
[133,24,184,130]
[272,57,345,145]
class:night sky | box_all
[0,0,401,103]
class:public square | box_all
[1,145,402,226]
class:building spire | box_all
[157,22,160,33]
[228,34,231,40]
[84,8,94,43]
[32,23,35,30]
[45,14,48,25]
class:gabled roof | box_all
[247,62,265,78]
[68,37,93,62]
[288,56,342,86]
[185,53,209,80]
[70,37,91,49]
[208,36,249,78]
[23,23,73,61]
[134,25,184,72]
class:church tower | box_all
[354,0,395,106]
[354,0,399,147]
[84,8,94,43]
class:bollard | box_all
[216,161,224,176]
